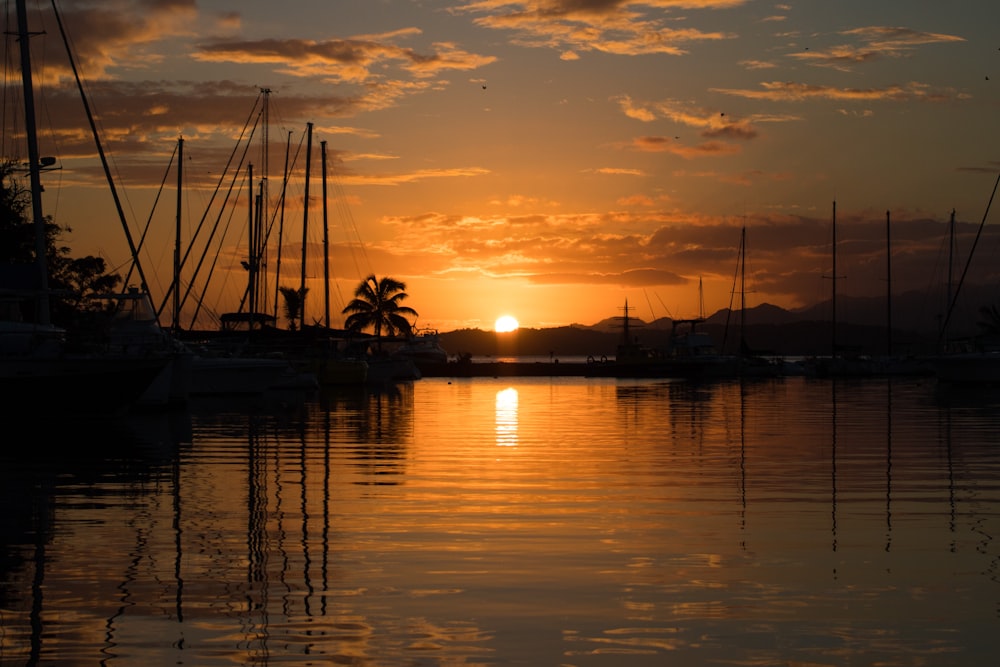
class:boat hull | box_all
[933,352,1000,384]
[1,355,169,413]
[188,357,296,395]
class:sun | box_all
[494,315,519,333]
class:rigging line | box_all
[653,292,674,321]
[189,172,247,328]
[938,169,1000,344]
[722,227,742,352]
[51,0,151,293]
[327,158,371,278]
[265,129,306,324]
[642,289,656,323]
[126,140,177,290]
[172,103,261,323]
[261,127,304,269]
[161,91,264,317]
[178,132,257,326]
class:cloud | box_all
[35,0,226,82]
[193,36,496,83]
[593,167,645,175]
[739,59,778,70]
[614,97,761,154]
[342,167,492,186]
[453,1,742,58]
[712,81,966,103]
[788,25,965,72]
[365,204,1000,318]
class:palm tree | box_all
[342,274,417,351]
[278,285,308,331]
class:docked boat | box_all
[2,279,169,413]
[391,330,449,365]
[586,301,754,379]
[1,3,168,414]
[598,316,745,379]
[186,354,302,395]
[932,348,1000,385]
[95,288,193,407]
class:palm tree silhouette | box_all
[278,285,308,330]
[342,274,417,352]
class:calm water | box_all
[2,376,1000,665]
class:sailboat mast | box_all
[698,276,705,320]
[272,130,292,322]
[16,0,50,325]
[886,209,892,358]
[248,162,256,321]
[51,1,151,297]
[740,225,746,354]
[173,136,183,333]
[321,140,330,329]
[257,88,269,322]
[622,299,631,346]
[831,200,837,359]
[947,208,955,322]
[299,122,313,329]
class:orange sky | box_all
[5,1,1000,332]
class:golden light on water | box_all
[495,387,518,446]
[494,315,519,333]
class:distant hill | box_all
[437,288,997,359]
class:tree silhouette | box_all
[1,161,121,327]
[278,285,308,331]
[342,274,417,351]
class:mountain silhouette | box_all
[437,286,997,359]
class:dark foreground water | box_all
[2,376,1000,665]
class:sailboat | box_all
[0,0,168,414]
[725,224,781,377]
[933,187,1000,383]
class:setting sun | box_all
[494,315,519,333]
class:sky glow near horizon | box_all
[4,0,1000,332]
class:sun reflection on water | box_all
[495,387,518,446]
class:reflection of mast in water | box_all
[944,396,956,552]
[739,379,747,550]
[496,388,519,446]
[298,421,315,617]
[322,408,332,616]
[173,439,184,623]
[885,379,893,553]
[831,379,838,566]
[247,416,273,656]
[30,506,45,664]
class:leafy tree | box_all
[278,285,308,330]
[342,274,417,351]
[1,161,122,327]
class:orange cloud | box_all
[194,36,495,82]
[788,25,965,72]
[712,81,965,103]
[454,1,740,58]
